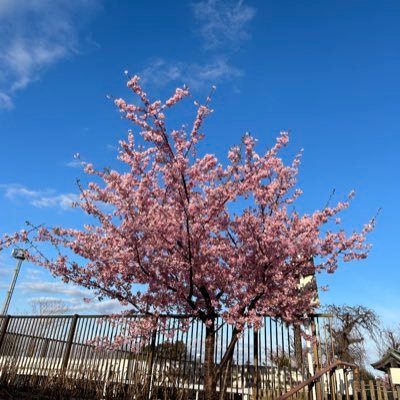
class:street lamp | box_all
[1,248,26,315]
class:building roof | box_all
[371,349,400,371]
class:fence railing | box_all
[277,360,357,400]
[0,313,336,399]
[354,380,400,400]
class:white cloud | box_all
[25,267,45,279]
[0,253,11,279]
[23,284,126,315]
[0,0,100,109]
[192,0,256,50]
[0,266,11,277]
[20,281,87,297]
[29,296,67,303]
[71,298,126,315]
[0,92,14,109]
[0,183,78,210]
[2,184,39,199]
[31,193,79,210]
[137,1,255,90]
[139,57,243,90]
[65,159,83,168]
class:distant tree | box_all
[1,75,375,399]
[326,305,380,367]
[30,298,69,315]
[377,324,400,356]
[140,340,187,362]
[156,340,187,361]
[29,298,70,344]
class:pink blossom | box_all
[165,88,189,107]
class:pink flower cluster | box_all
[165,88,189,107]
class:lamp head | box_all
[11,248,26,260]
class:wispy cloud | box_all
[139,57,242,90]
[0,92,13,110]
[2,184,39,199]
[71,298,126,314]
[0,266,12,278]
[0,183,78,210]
[137,0,255,90]
[25,267,45,279]
[20,281,87,297]
[24,285,126,315]
[192,0,256,50]
[31,193,79,209]
[0,0,100,109]
[0,254,13,277]
[65,159,83,168]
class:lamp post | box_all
[1,248,26,315]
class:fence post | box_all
[0,315,10,351]
[62,314,78,371]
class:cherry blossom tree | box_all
[1,75,375,399]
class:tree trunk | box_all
[294,324,303,367]
[203,320,239,400]
[204,322,218,400]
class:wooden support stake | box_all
[353,380,359,400]
[62,314,78,371]
[376,380,383,400]
[369,380,376,400]
[361,380,367,400]
[0,315,10,350]
[382,382,389,400]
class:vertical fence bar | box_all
[173,317,182,390]
[100,318,113,396]
[43,317,59,377]
[281,320,286,393]
[253,328,259,400]
[264,317,268,397]
[192,318,199,394]
[235,324,239,396]
[19,317,35,379]
[287,324,293,391]
[276,319,281,396]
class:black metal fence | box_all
[0,314,335,399]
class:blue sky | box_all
[0,1,399,325]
